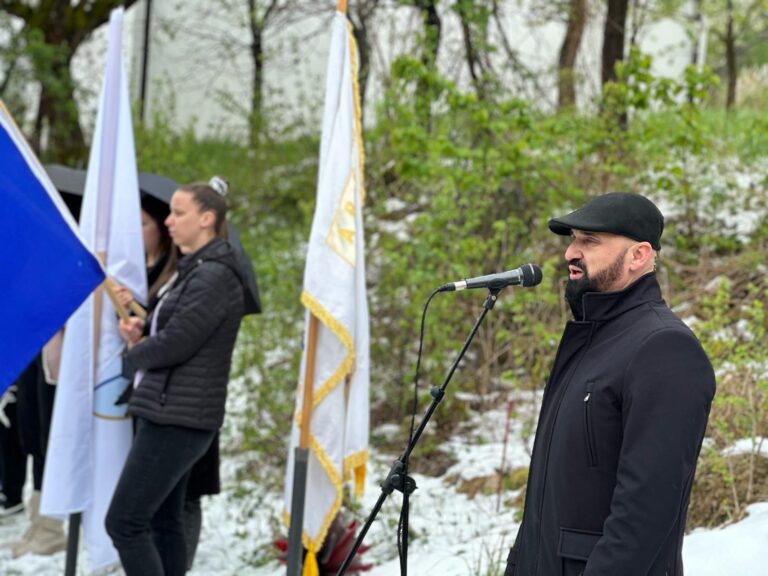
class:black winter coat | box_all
[507,273,715,576]
[125,237,245,430]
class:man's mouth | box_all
[569,265,585,280]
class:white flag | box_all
[283,9,370,573]
[41,8,146,570]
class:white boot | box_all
[11,490,67,558]
[18,512,67,556]
[9,490,40,557]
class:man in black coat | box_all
[506,192,716,576]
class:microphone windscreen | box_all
[522,263,543,287]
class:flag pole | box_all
[65,252,111,576]
[287,312,319,576]
[299,314,319,449]
[64,512,81,576]
[105,277,146,320]
[337,0,347,12]
[103,278,131,322]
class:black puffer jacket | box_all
[506,273,715,576]
[125,237,245,430]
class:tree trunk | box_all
[558,0,587,110]
[30,2,85,163]
[348,0,380,126]
[725,0,737,109]
[27,15,86,164]
[350,15,371,124]
[248,0,264,147]
[35,54,86,164]
[1,0,141,163]
[415,0,441,71]
[601,0,629,86]
[456,1,487,99]
[413,0,441,127]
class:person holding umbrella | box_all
[106,177,247,575]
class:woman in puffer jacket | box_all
[106,177,245,576]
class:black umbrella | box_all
[44,164,85,220]
[44,165,262,315]
[138,172,176,204]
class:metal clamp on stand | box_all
[381,459,418,497]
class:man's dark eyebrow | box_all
[570,231,600,239]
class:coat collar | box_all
[575,272,663,322]
[177,237,229,275]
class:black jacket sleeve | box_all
[124,263,233,372]
[585,328,715,575]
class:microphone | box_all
[438,263,543,292]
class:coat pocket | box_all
[583,380,598,467]
[558,527,601,576]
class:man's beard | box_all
[565,248,628,319]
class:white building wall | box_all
[65,1,692,141]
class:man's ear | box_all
[629,242,654,272]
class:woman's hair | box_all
[148,248,178,305]
[141,196,177,304]
[178,176,229,239]
[142,195,172,253]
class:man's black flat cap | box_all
[548,192,664,250]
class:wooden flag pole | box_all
[105,277,147,320]
[128,300,147,320]
[287,312,319,575]
[299,313,319,448]
[103,278,131,322]
[337,0,347,13]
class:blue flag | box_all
[0,101,104,395]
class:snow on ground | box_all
[1,400,767,575]
[683,503,768,576]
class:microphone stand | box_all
[337,287,503,576]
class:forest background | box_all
[1,0,767,569]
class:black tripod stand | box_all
[337,287,502,576]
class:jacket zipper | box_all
[156,261,202,406]
[584,380,598,467]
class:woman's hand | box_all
[113,285,134,308]
[119,317,145,349]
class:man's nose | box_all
[564,242,580,261]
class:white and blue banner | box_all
[41,7,146,570]
[0,103,104,395]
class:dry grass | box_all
[688,453,768,530]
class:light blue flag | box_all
[0,102,104,395]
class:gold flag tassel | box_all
[303,542,320,576]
